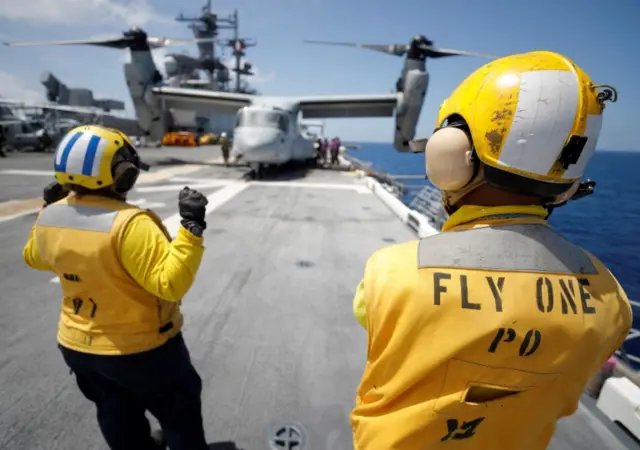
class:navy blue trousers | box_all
[59,333,208,450]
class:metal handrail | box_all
[341,154,407,197]
[408,185,447,230]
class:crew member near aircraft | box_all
[22,125,210,450]
[314,138,325,165]
[350,51,632,449]
[219,131,231,166]
[330,137,341,165]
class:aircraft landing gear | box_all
[249,163,264,180]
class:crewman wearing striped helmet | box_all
[350,51,632,449]
[22,125,210,450]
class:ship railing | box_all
[341,154,407,197]
[408,185,447,231]
[341,154,373,171]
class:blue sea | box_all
[347,143,640,366]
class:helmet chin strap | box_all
[544,180,581,207]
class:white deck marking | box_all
[0,198,43,224]
[135,181,233,193]
[50,182,250,283]
[0,170,53,176]
[137,165,207,184]
[163,183,250,237]
[170,177,240,183]
[0,165,211,224]
[127,199,167,208]
[250,180,371,194]
[0,207,41,224]
[169,177,371,194]
[1,158,217,181]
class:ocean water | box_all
[347,143,640,364]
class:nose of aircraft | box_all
[234,127,286,163]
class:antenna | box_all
[175,0,234,86]
[174,1,257,93]
[215,10,257,93]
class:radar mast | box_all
[175,2,257,93]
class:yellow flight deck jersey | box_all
[351,205,632,450]
[23,193,205,356]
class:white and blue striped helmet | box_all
[53,125,141,190]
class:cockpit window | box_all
[236,110,288,133]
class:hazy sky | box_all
[0,0,637,150]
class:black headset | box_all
[110,135,150,194]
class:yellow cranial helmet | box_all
[425,50,617,200]
[54,125,147,191]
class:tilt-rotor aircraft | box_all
[4,32,495,175]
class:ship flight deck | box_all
[0,145,636,450]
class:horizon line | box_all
[346,141,639,153]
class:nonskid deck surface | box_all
[0,147,412,449]
[0,146,637,449]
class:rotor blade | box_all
[303,40,408,57]
[148,37,216,49]
[420,46,498,59]
[3,37,128,48]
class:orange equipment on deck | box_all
[162,132,197,147]
[198,133,218,145]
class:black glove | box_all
[178,187,208,237]
[43,181,68,207]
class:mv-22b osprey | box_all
[5,31,495,175]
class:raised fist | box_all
[178,187,208,236]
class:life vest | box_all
[351,205,632,450]
[34,194,183,355]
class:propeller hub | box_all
[125,26,147,40]
[412,35,433,47]
[408,36,431,61]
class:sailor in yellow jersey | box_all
[350,51,633,449]
[22,125,210,450]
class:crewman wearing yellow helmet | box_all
[22,125,210,450]
[350,51,633,449]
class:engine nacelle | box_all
[393,69,428,151]
[124,62,164,141]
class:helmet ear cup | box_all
[425,126,476,191]
[112,161,139,194]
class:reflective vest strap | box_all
[111,208,171,256]
[417,223,598,274]
[37,203,118,233]
[111,207,148,261]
